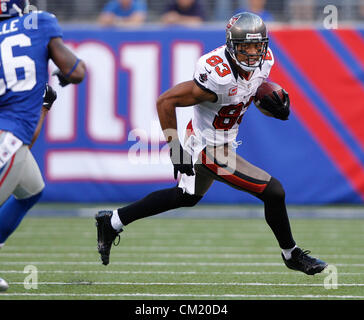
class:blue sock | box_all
[0,191,43,244]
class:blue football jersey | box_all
[0,11,63,144]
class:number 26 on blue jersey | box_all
[0,33,36,95]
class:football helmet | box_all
[226,12,269,72]
[0,0,29,18]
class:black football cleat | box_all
[95,210,121,266]
[281,247,328,275]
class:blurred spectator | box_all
[287,0,315,23]
[98,0,147,27]
[46,1,76,20]
[357,0,364,21]
[160,0,206,26]
[214,0,233,22]
[235,0,274,22]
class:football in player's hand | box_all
[254,81,290,120]
[254,81,284,104]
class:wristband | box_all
[65,58,81,78]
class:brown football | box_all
[254,81,284,103]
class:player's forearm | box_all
[156,96,178,143]
[29,107,48,149]
[68,59,86,84]
[157,81,210,143]
[49,38,86,85]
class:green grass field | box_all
[0,216,364,300]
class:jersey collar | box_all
[224,48,239,81]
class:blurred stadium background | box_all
[25,0,364,209]
[31,0,364,24]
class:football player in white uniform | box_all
[95,12,328,275]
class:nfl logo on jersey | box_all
[199,73,208,83]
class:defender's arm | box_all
[29,107,48,149]
[48,38,86,85]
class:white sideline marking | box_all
[5,245,364,254]
[1,293,364,299]
[15,231,361,238]
[2,270,289,275]
[0,245,279,251]
[8,281,364,287]
[2,252,364,259]
[0,253,283,258]
[0,261,285,266]
[0,270,362,276]
[0,270,359,275]
[1,261,363,267]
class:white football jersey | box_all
[191,45,274,146]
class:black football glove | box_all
[43,84,57,110]
[52,69,71,87]
[169,140,195,179]
[259,89,290,120]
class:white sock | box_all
[282,245,297,260]
[0,243,4,249]
[111,210,124,232]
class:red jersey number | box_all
[213,102,244,130]
[206,55,231,77]
[213,97,253,130]
[216,63,231,77]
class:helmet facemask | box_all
[227,32,269,72]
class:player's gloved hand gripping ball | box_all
[169,140,195,179]
[254,81,290,120]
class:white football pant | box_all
[0,131,45,205]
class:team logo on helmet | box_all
[226,16,239,29]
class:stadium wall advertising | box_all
[32,27,364,204]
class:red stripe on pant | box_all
[0,154,16,188]
[201,150,267,194]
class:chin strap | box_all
[228,49,262,72]
[234,56,259,72]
